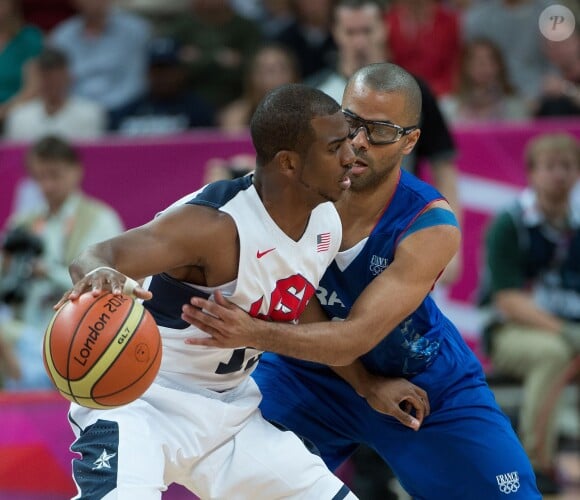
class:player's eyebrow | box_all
[328,134,349,147]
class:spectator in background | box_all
[310,0,462,284]
[50,0,151,112]
[0,0,43,125]
[535,29,580,117]
[385,0,461,97]
[463,0,551,101]
[0,324,20,387]
[4,46,106,141]
[109,36,215,136]
[116,0,189,33]
[258,0,295,39]
[230,0,295,39]
[218,43,300,132]
[439,38,530,123]
[20,0,75,32]
[480,133,580,495]
[272,0,336,79]
[0,135,124,391]
[163,0,262,109]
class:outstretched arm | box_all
[55,205,235,307]
[182,213,460,365]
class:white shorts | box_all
[68,377,354,500]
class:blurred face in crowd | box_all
[73,0,112,18]
[27,156,82,213]
[250,46,299,99]
[543,32,580,79]
[333,4,386,69]
[0,0,19,25]
[293,0,331,25]
[40,65,70,104]
[529,147,579,205]
[465,42,501,88]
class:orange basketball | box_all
[43,292,162,409]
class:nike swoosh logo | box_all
[256,248,276,259]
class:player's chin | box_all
[319,190,341,203]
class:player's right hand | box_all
[54,266,152,309]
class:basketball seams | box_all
[44,293,113,401]
[91,306,154,399]
[65,293,124,405]
[43,292,161,409]
[92,315,162,406]
[70,299,144,397]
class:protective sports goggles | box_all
[342,109,418,145]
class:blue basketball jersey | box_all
[319,169,455,376]
[253,170,541,499]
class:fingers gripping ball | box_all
[43,292,162,409]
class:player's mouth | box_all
[339,163,354,189]
[339,174,352,190]
[350,158,368,175]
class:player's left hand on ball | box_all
[182,290,256,348]
[365,377,430,431]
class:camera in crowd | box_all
[0,227,44,305]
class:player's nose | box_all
[340,141,356,168]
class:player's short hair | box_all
[27,135,80,166]
[347,63,422,125]
[524,133,580,170]
[251,83,340,166]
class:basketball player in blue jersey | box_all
[182,64,542,499]
[53,84,362,499]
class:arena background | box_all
[1,119,579,497]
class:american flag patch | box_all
[317,232,331,252]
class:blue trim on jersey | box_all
[403,207,458,241]
[144,273,209,329]
[71,419,119,499]
[145,177,253,329]
[333,485,351,500]
[315,170,445,376]
[186,175,253,209]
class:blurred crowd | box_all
[0,0,579,497]
[0,0,578,143]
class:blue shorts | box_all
[252,325,540,500]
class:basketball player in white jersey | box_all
[54,84,357,499]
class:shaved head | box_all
[347,63,422,124]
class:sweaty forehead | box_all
[343,83,408,123]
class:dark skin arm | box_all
[55,204,238,308]
[182,220,460,365]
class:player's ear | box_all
[402,129,421,155]
[274,150,300,173]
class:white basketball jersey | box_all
[143,175,341,391]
